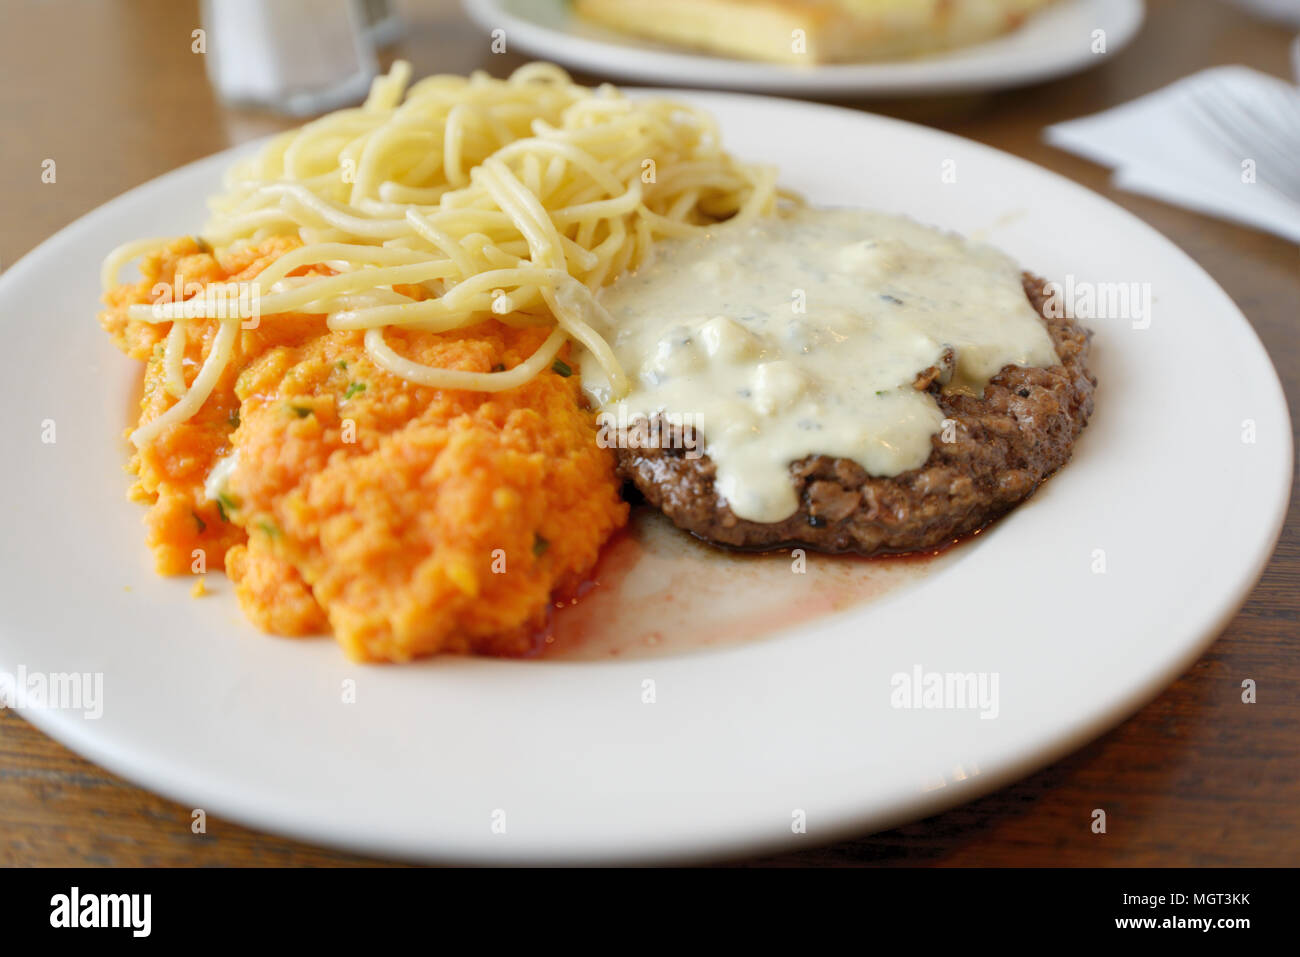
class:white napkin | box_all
[1044,66,1300,243]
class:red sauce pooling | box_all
[539,509,961,661]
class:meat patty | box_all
[614,273,1095,555]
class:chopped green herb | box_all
[344,381,367,400]
[215,491,239,522]
[193,236,212,253]
[336,360,348,371]
[258,520,281,539]
[533,535,550,557]
[491,363,506,373]
[191,510,207,534]
[551,359,572,378]
[289,403,312,418]
[227,408,241,429]
[875,390,888,396]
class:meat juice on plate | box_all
[543,509,961,660]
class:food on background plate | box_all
[100,61,1093,663]
[573,0,1060,65]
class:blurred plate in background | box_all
[461,0,1145,97]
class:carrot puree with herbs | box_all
[101,238,628,661]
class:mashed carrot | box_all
[101,238,628,661]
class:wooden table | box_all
[1,0,1295,867]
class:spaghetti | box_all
[103,62,780,447]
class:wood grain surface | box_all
[0,0,1295,867]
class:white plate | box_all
[0,91,1290,864]
[462,0,1145,96]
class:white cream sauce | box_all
[579,207,1059,523]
